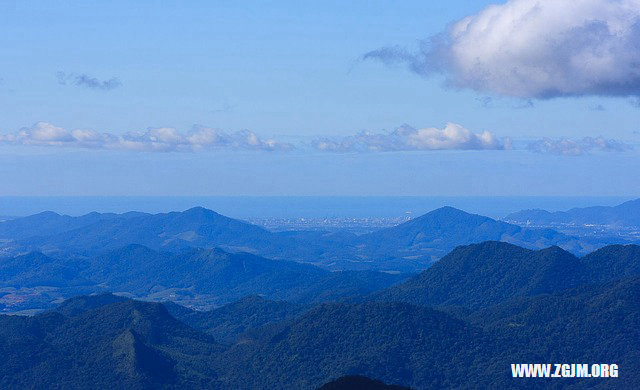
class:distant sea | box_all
[0,196,634,219]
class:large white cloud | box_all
[312,123,509,152]
[365,0,640,98]
[0,122,292,152]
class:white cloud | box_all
[365,0,640,98]
[528,136,633,155]
[312,123,510,152]
[0,122,292,152]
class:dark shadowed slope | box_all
[579,244,640,282]
[505,198,640,227]
[317,375,411,390]
[165,295,305,344]
[216,275,640,389]
[0,297,224,389]
[2,271,638,388]
[469,277,640,389]
[217,301,498,389]
[54,292,130,316]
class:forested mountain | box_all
[4,207,282,255]
[376,241,640,308]
[2,237,637,314]
[505,198,640,227]
[0,245,407,312]
[0,208,636,386]
[0,210,143,241]
[577,243,640,280]
[0,207,394,270]
[0,206,600,271]
[216,301,499,389]
[468,277,640,389]
[0,299,225,389]
[2,276,636,389]
[0,207,354,268]
[164,295,305,344]
[0,251,89,288]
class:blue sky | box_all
[1,0,639,196]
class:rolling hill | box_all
[377,241,640,308]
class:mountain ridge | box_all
[505,198,640,227]
[0,206,597,271]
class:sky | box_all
[1,0,640,196]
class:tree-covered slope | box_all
[376,241,583,308]
[216,301,499,389]
[0,251,89,288]
[165,295,305,344]
[0,298,224,389]
[0,245,408,311]
[579,244,640,283]
[2,271,638,388]
[469,276,640,388]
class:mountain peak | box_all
[405,206,492,227]
[182,206,220,217]
[421,206,483,220]
[431,205,469,214]
[33,210,63,218]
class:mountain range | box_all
[1,239,638,388]
[1,204,638,387]
[0,245,407,312]
[0,206,607,271]
[505,198,640,227]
